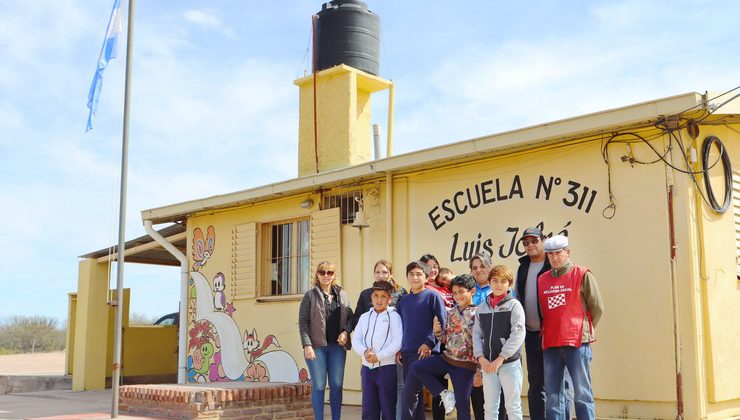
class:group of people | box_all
[298,227,604,420]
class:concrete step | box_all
[0,375,72,394]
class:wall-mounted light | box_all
[300,198,314,209]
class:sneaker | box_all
[440,389,456,415]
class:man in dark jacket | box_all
[515,227,572,420]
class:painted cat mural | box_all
[243,328,308,383]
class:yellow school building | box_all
[68,60,740,419]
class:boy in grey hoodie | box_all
[473,265,526,420]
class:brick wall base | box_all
[119,382,313,419]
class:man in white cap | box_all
[537,235,603,420]
[515,227,572,420]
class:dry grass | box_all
[0,351,65,375]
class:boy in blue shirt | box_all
[396,260,448,420]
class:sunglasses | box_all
[522,238,540,246]
[317,270,335,276]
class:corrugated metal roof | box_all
[80,223,186,266]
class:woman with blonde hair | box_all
[352,259,407,327]
[299,261,353,420]
[351,258,408,419]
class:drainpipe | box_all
[386,172,393,262]
[385,83,394,260]
[386,82,394,158]
[144,220,188,384]
[667,186,684,420]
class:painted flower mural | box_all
[245,361,269,382]
[188,320,214,351]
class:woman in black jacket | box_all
[298,261,353,420]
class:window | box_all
[322,190,362,224]
[264,218,311,296]
[255,209,340,299]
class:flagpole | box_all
[111,0,135,416]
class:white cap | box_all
[544,235,569,252]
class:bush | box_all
[0,315,66,354]
[129,312,158,325]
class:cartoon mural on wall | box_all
[191,226,215,271]
[212,272,226,311]
[186,225,308,384]
[243,329,309,383]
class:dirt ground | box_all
[0,351,65,376]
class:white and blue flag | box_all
[86,0,123,132]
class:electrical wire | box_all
[600,135,618,219]
[600,123,731,218]
[296,26,314,79]
[378,27,393,81]
[723,123,740,136]
[670,130,717,212]
[659,85,740,130]
[701,135,732,213]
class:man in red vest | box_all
[538,235,603,420]
[516,227,573,420]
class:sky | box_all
[0,0,737,323]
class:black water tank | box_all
[315,0,380,76]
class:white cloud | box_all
[183,10,221,28]
[183,9,234,38]
[588,0,651,27]
[0,1,91,64]
[387,1,740,155]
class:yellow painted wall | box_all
[69,279,179,386]
[399,139,679,417]
[188,196,320,384]
[122,326,178,377]
[178,122,739,418]
[666,123,740,420]
[72,259,110,391]
[693,126,740,417]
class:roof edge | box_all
[142,91,707,224]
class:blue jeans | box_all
[396,364,405,420]
[481,360,523,420]
[400,351,438,420]
[404,355,475,420]
[525,331,573,420]
[543,345,594,420]
[306,343,346,420]
[471,384,508,420]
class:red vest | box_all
[538,265,592,349]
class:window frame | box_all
[259,216,311,299]
[322,190,362,225]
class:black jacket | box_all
[515,254,551,324]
